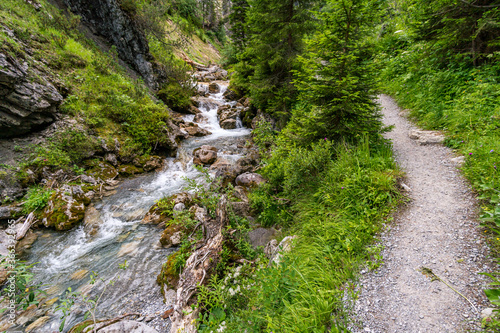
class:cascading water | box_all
[12,80,251,332]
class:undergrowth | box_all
[196,138,401,332]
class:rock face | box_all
[0,53,63,138]
[248,228,277,249]
[63,0,158,89]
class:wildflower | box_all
[491,150,494,153]
[341,187,344,189]
[469,153,472,155]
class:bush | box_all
[22,186,54,214]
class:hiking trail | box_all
[352,95,496,332]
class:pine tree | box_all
[284,0,382,144]
[229,0,249,51]
[232,0,315,121]
[412,0,500,65]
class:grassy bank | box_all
[196,138,401,332]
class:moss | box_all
[68,319,96,333]
[157,252,182,291]
[160,223,188,247]
[85,160,118,180]
[42,189,87,231]
[118,164,143,176]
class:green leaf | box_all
[484,289,500,305]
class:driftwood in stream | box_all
[16,212,35,241]
[169,195,228,332]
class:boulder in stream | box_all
[220,119,237,129]
[42,185,90,231]
[193,146,218,165]
[208,82,220,93]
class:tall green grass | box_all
[197,139,400,332]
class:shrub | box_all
[22,186,54,214]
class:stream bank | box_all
[0,65,259,332]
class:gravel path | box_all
[351,95,496,332]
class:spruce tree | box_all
[285,0,382,145]
[233,0,314,121]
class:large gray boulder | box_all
[235,172,266,188]
[0,53,63,138]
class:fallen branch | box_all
[420,267,479,313]
[83,313,141,333]
[16,212,36,241]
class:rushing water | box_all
[12,81,251,332]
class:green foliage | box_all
[55,287,79,332]
[251,119,277,152]
[231,0,315,120]
[480,272,500,330]
[289,0,382,145]
[196,139,400,331]
[0,259,47,312]
[410,0,500,65]
[22,186,54,214]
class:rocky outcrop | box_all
[63,0,158,89]
[0,53,63,138]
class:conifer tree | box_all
[284,0,382,144]
[232,0,314,121]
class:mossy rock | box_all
[118,164,143,177]
[160,224,188,248]
[157,252,181,290]
[68,319,97,333]
[42,185,89,231]
[141,203,172,225]
[85,160,118,180]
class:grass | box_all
[196,138,401,332]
